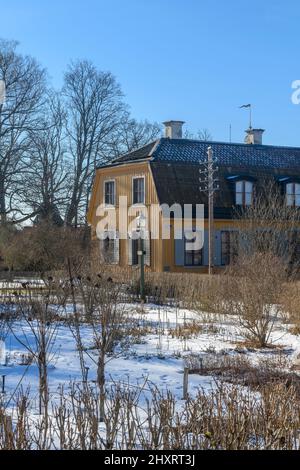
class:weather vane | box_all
[239,103,252,129]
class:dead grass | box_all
[281,282,300,341]
[169,321,203,340]
[235,339,286,350]
[2,379,300,449]
[89,264,226,310]
[289,325,300,336]
[185,351,300,395]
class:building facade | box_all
[87,121,300,273]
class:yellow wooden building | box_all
[88,121,300,273]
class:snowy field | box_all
[1,302,300,406]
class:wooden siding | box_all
[162,219,240,274]
[88,162,243,274]
[88,162,164,272]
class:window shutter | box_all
[239,231,249,256]
[113,231,120,265]
[174,238,185,266]
[144,231,151,267]
[214,231,222,266]
[203,230,209,266]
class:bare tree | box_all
[19,93,69,225]
[10,288,59,448]
[88,281,125,422]
[227,252,286,347]
[63,60,125,226]
[184,128,213,141]
[234,180,300,273]
[1,45,162,227]
[69,275,129,422]
[0,39,46,224]
[108,114,161,158]
[224,181,300,347]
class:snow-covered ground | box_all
[1,303,300,406]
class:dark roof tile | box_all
[99,137,300,170]
[102,141,158,166]
[151,138,300,169]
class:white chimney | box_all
[163,120,185,139]
[245,128,265,145]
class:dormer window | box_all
[286,182,300,207]
[236,180,253,206]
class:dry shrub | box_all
[290,325,300,336]
[169,321,203,340]
[1,380,300,449]
[225,252,287,348]
[281,281,300,324]
[126,323,153,344]
[2,222,89,273]
[95,267,226,311]
[186,353,252,377]
[185,351,298,393]
[89,254,235,313]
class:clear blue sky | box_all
[1,0,300,146]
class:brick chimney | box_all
[163,120,185,139]
[245,128,265,145]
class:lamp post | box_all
[136,214,146,302]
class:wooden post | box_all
[139,236,145,302]
[199,147,218,277]
[183,367,189,400]
[207,147,215,276]
[1,375,6,394]
[5,415,13,443]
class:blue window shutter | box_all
[174,238,185,266]
[214,230,222,266]
[203,230,209,266]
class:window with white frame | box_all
[235,180,253,206]
[286,182,300,207]
[104,180,115,206]
[133,177,145,205]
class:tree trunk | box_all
[0,174,7,224]
[97,355,105,422]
